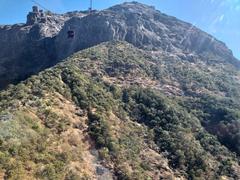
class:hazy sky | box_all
[0,0,239,59]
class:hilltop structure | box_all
[26,6,47,25]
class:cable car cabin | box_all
[67,30,75,39]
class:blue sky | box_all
[0,0,239,59]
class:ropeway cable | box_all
[29,0,53,12]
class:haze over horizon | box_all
[0,0,239,59]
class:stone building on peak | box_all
[26,6,47,25]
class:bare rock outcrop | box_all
[0,7,87,89]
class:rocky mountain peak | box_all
[109,1,156,12]
[0,2,239,90]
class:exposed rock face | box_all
[0,2,239,89]
[55,2,238,62]
[0,8,87,89]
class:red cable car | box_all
[67,30,75,39]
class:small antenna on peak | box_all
[89,0,93,14]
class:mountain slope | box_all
[0,41,240,179]
[0,2,239,90]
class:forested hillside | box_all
[0,41,239,179]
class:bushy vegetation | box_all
[0,41,240,179]
[178,95,240,156]
[121,88,239,179]
[0,112,70,180]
